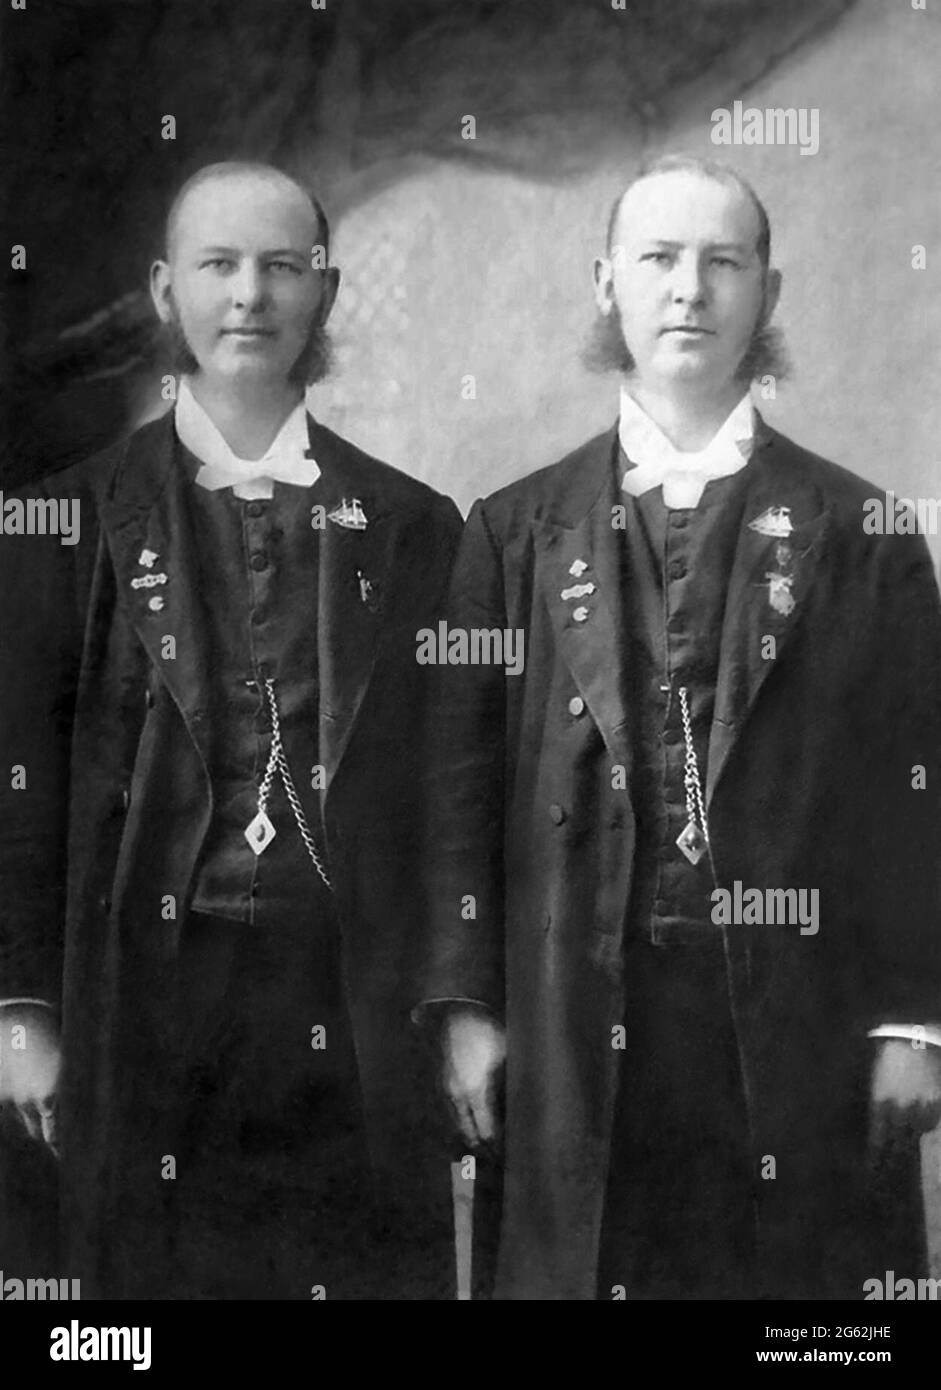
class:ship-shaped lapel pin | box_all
[748,506,793,538]
[328,498,368,531]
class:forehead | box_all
[615,171,761,249]
[171,175,317,254]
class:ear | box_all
[150,260,174,325]
[317,266,340,326]
[592,256,616,316]
[760,267,782,324]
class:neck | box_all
[624,378,747,451]
[187,374,304,459]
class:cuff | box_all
[868,1023,941,1048]
[410,996,497,1027]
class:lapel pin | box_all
[138,548,159,568]
[765,572,796,617]
[357,569,380,611]
[569,559,589,577]
[572,606,589,623]
[148,596,164,613]
[748,506,793,538]
[131,573,168,590]
[328,498,368,531]
[561,582,595,601]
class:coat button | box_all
[144,688,154,709]
[121,789,130,811]
[668,559,687,581]
[246,501,267,518]
[548,803,566,825]
[250,552,269,572]
[568,696,585,717]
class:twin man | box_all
[1,155,939,1301]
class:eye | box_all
[201,257,235,271]
[268,260,303,275]
[711,256,741,269]
[640,251,671,264]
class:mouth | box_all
[661,325,714,337]
[222,327,276,339]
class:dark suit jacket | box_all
[0,410,462,1295]
[420,418,941,1299]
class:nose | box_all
[230,260,267,312]
[669,253,707,307]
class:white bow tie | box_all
[621,436,752,509]
[174,377,319,501]
[193,455,320,500]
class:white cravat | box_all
[619,388,755,509]
[174,377,320,501]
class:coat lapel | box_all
[98,413,213,763]
[706,425,833,806]
[310,421,399,801]
[534,427,632,767]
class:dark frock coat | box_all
[419,419,941,1299]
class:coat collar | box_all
[98,410,397,806]
[532,416,832,801]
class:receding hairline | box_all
[164,161,330,261]
[605,156,771,267]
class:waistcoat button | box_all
[548,803,566,825]
[568,696,585,717]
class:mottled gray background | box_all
[1,0,938,574]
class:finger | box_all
[468,1088,496,1145]
[39,1104,58,1154]
[16,1101,42,1143]
[452,1097,481,1148]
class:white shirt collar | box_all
[618,387,755,509]
[174,376,319,500]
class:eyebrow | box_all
[195,245,307,258]
[637,239,752,254]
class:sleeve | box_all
[0,486,85,1004]
[413,498,510,1017]
[856,527,941,1026]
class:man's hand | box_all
[441,1006,506,1148]
[870,1039,941,1149]
[0,1004,60,1154]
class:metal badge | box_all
[138,549,159,568]
[357,569,380,611]
[561,582,595,601]
[131,573,168,589]
[569,559,589,577]
[766,572,796,617]
[328,498,368,530]
[748,506,793,538]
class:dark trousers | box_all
[129,906,378,1300]
[597,936,756,1300]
